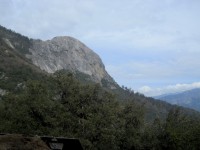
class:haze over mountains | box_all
[156,88,200,112]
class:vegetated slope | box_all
[0,25,200,149]
[111,85,200,122]
[0,24,199,120]
[1,72,200,150]
[0,26,47,95]
[0,24,186,121]
[156,88,200,112]
[0,25,30,54]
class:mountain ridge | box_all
[1,25,200,149]
[0,24,199,120]
[0,24,117,89]
[155,88,200,111]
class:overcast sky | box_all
[1,0,200,96]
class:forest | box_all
[0,72,200,150]
[0,24,200,150]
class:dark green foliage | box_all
[0,36,45,92]
[74,70,95,84]
[0,25,31,54]
[1,25,200,149]
[140,108,200,150]
[0,73,145,149]
[0,81,62,135]
[163,108,200,150]
[119,101,144,150]
[1,73,199,149]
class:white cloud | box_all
[138,82,200,97]
[106,55,200,96]
[1,0,200,53]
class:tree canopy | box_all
[0,73,200,149]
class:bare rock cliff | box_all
[26,36,115,85]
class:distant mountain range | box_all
[155,88,200,111]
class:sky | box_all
[1,0,200,96]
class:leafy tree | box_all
[53,72,121,149]
[1,72,200,150]
[0,80,62,135]
[119,101,144,150]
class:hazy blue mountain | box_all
[155,88,200,111]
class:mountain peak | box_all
[52,35,77,40]
[26,36,116,87]
[51,36,79,45]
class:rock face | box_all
[27,36,114,84]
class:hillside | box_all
[0,25,47,96]
[155,88,200,112]
[0,24,185,121]
[0,25,200,149]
